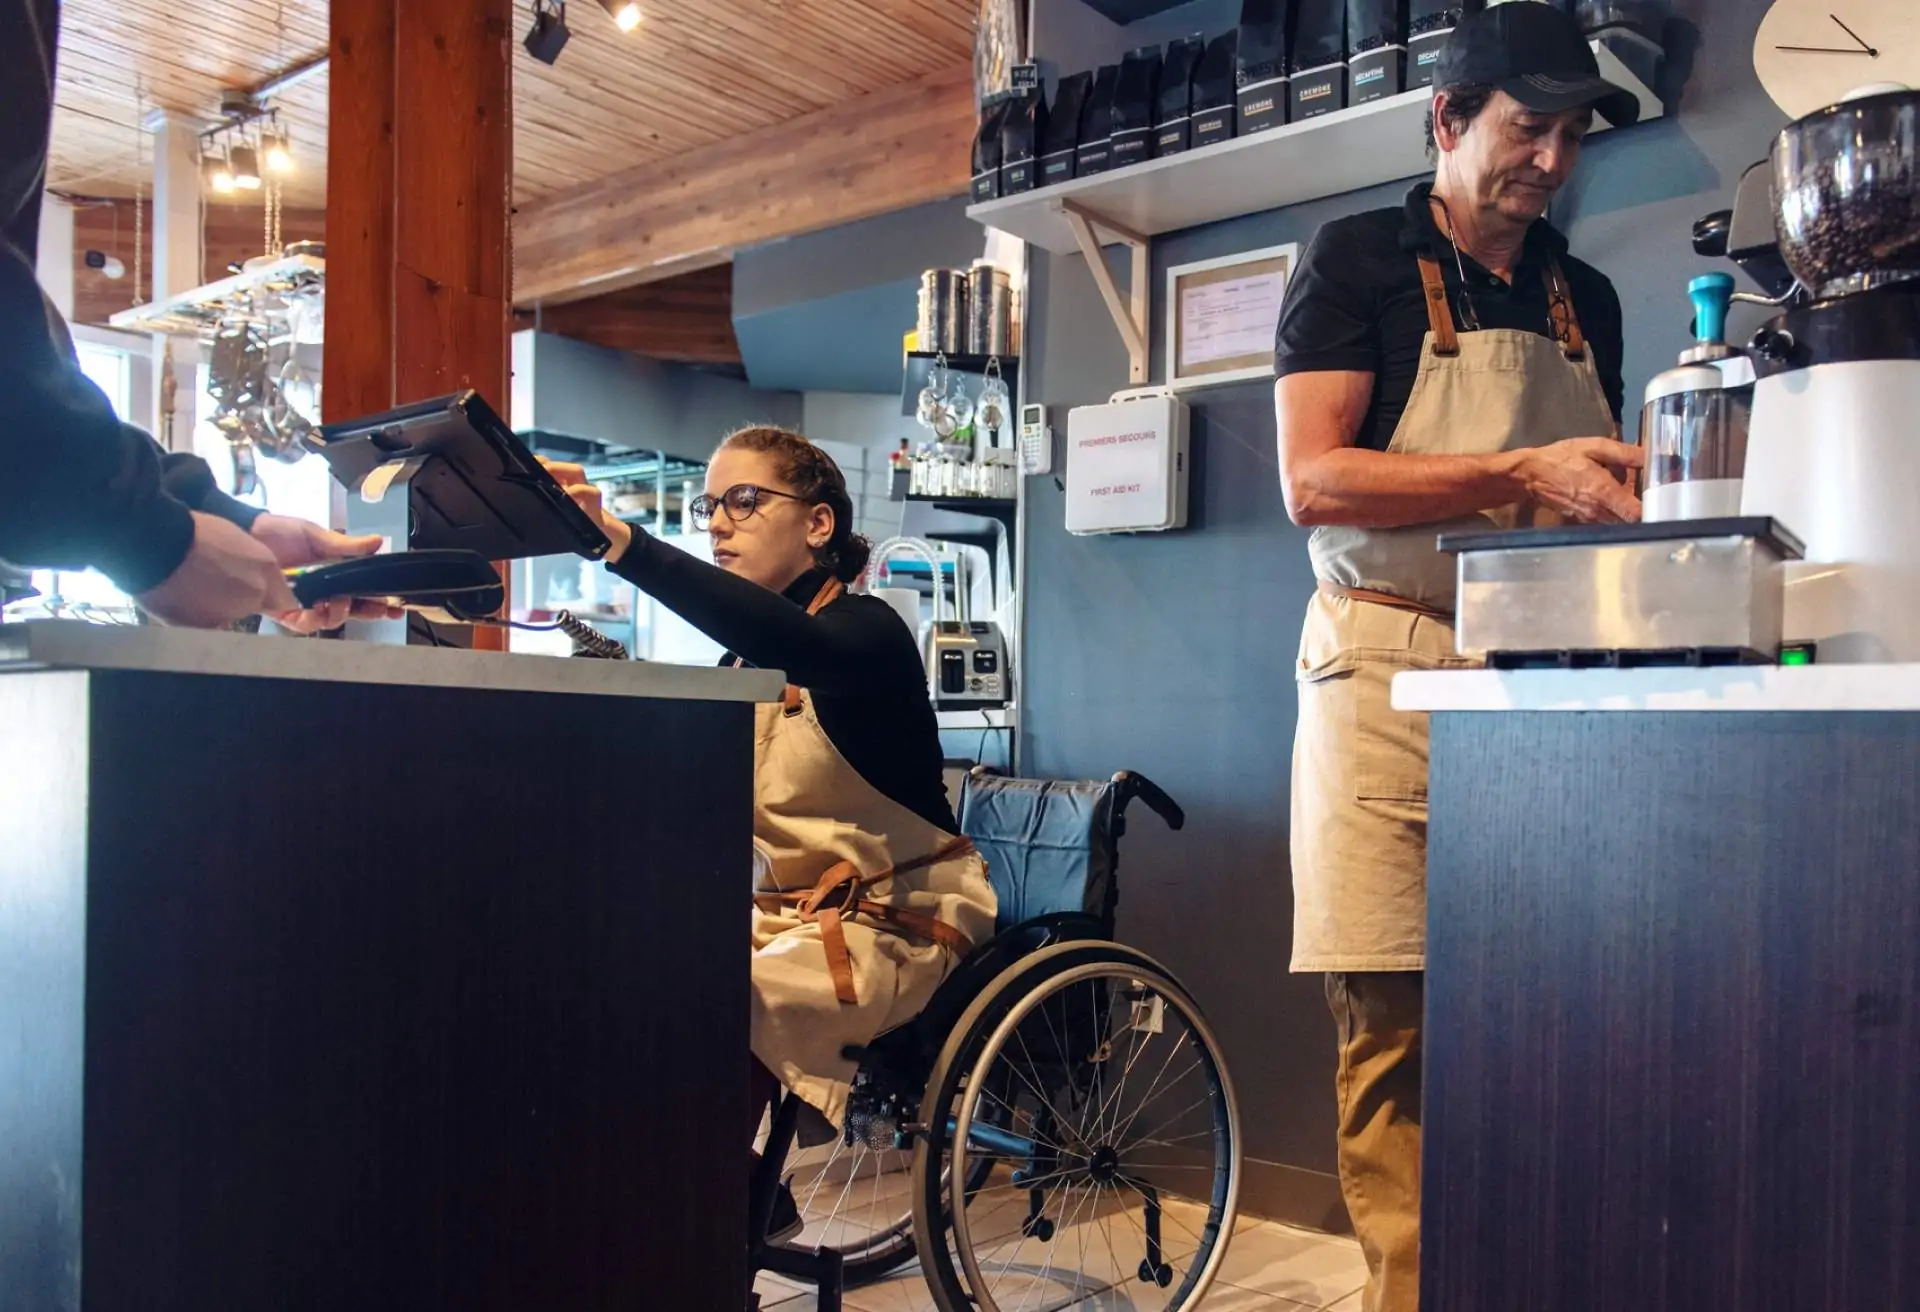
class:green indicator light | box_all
[1779,645,1815,667]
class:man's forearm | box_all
[1285,445,1525,528]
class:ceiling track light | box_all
[230,144,262,191]
[524,0,572,65]
[203,152,236,195]
[261,124,295,175]
[597,0,642,32]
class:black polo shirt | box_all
[1272,182,1625,452]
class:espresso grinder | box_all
[1710,87,1920,662]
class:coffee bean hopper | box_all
[1730,85,1920,662]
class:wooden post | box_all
[325,0,514,647]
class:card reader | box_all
[285,548,505,622]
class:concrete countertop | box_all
[1394,663,1920,713]
[0,620,785,704]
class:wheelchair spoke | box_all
[1109,1052,1203,1151]
[794,1134,849,1219]
[1018,1181,1090,1312]
[1088,994,1153,1145]
[1010,1026,1085,1148]
[1113,1076,1209,1159]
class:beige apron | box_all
[745,579,998,1123]
[1290,252,1617,972]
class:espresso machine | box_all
[1717,86,1920,662]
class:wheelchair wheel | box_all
[766,1091,1001,1286]
[772,1129,920,1284]
[911,942,1240,1312]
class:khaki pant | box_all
[1327,970,1423,1312]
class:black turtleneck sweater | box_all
[609,531,957,834]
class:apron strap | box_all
[1415,254,1460,358]
[1318,579,1455,623]
[732,574,849,716]
[756,838,980,1004]
[1419,252,1589,364]
[1544,258,1587,363]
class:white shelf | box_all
[937,706,1017,730]
[969,41,1661,255]
[108,254,326,336]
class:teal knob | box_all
[1689,272,1735,347]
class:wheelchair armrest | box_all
[1111,771,1185,831]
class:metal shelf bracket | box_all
[1060,199,1150,385]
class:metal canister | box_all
[965,261,1012,356]
[918,269,969,355]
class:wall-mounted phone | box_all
[1018,403,1053,476]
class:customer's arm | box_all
[0,240,199,592]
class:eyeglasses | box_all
[688,483,806,531]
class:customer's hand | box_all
[136,512,301,628]
[249,514,405,634]
[1508,438,1644,524]
[540,459,635,564]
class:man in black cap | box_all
[1272,5,1644,1308]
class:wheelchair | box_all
[749,767,1241,1312]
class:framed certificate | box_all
[1164,243,1298,391]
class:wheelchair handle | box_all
[1111,771,1185,831]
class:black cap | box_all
[1435,3,1640,128]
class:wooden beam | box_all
[325,0,514,646]
[512,62,975,306]
[513,264,741,366]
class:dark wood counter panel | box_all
[1421,709,1920,1312]
[0,635,765,1310]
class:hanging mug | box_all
[946,376,975,431]
[977,358,1010,438]
[916,354,951,433]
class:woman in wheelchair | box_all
[547,427,998,1241]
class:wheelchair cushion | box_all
[959,774,1119,933]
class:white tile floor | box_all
[756,1208,1366,1312]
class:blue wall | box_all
[732,199,987,394]
[1020,0,1787,1223]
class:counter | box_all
[1395,665,1920,1312]
[1396,661,1920,712]
[0,622,781,1311]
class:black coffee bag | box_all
[1290,0,1347,120]
[1042,72,1092,187]
[1155,35,1205,157]
[1077,63,1120,176]
[1110,44,1161,168]
[1407,0,1458,86]
[998,86,1047,195]
[1347,0,1406,104]
[1193,29,1239,146]
[1236,0,1292,135]
[972,96,1011,202]
[1407,0,1479,86]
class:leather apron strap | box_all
[1418,251,1589,363]
[1317,579,1455,623]
[734,574,846,714]
[1415,254,1459,358]
[1544,258,1587,362]
[754,838,980,1004]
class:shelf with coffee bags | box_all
[966,40,1660,258]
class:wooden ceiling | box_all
[47,0,978,211]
